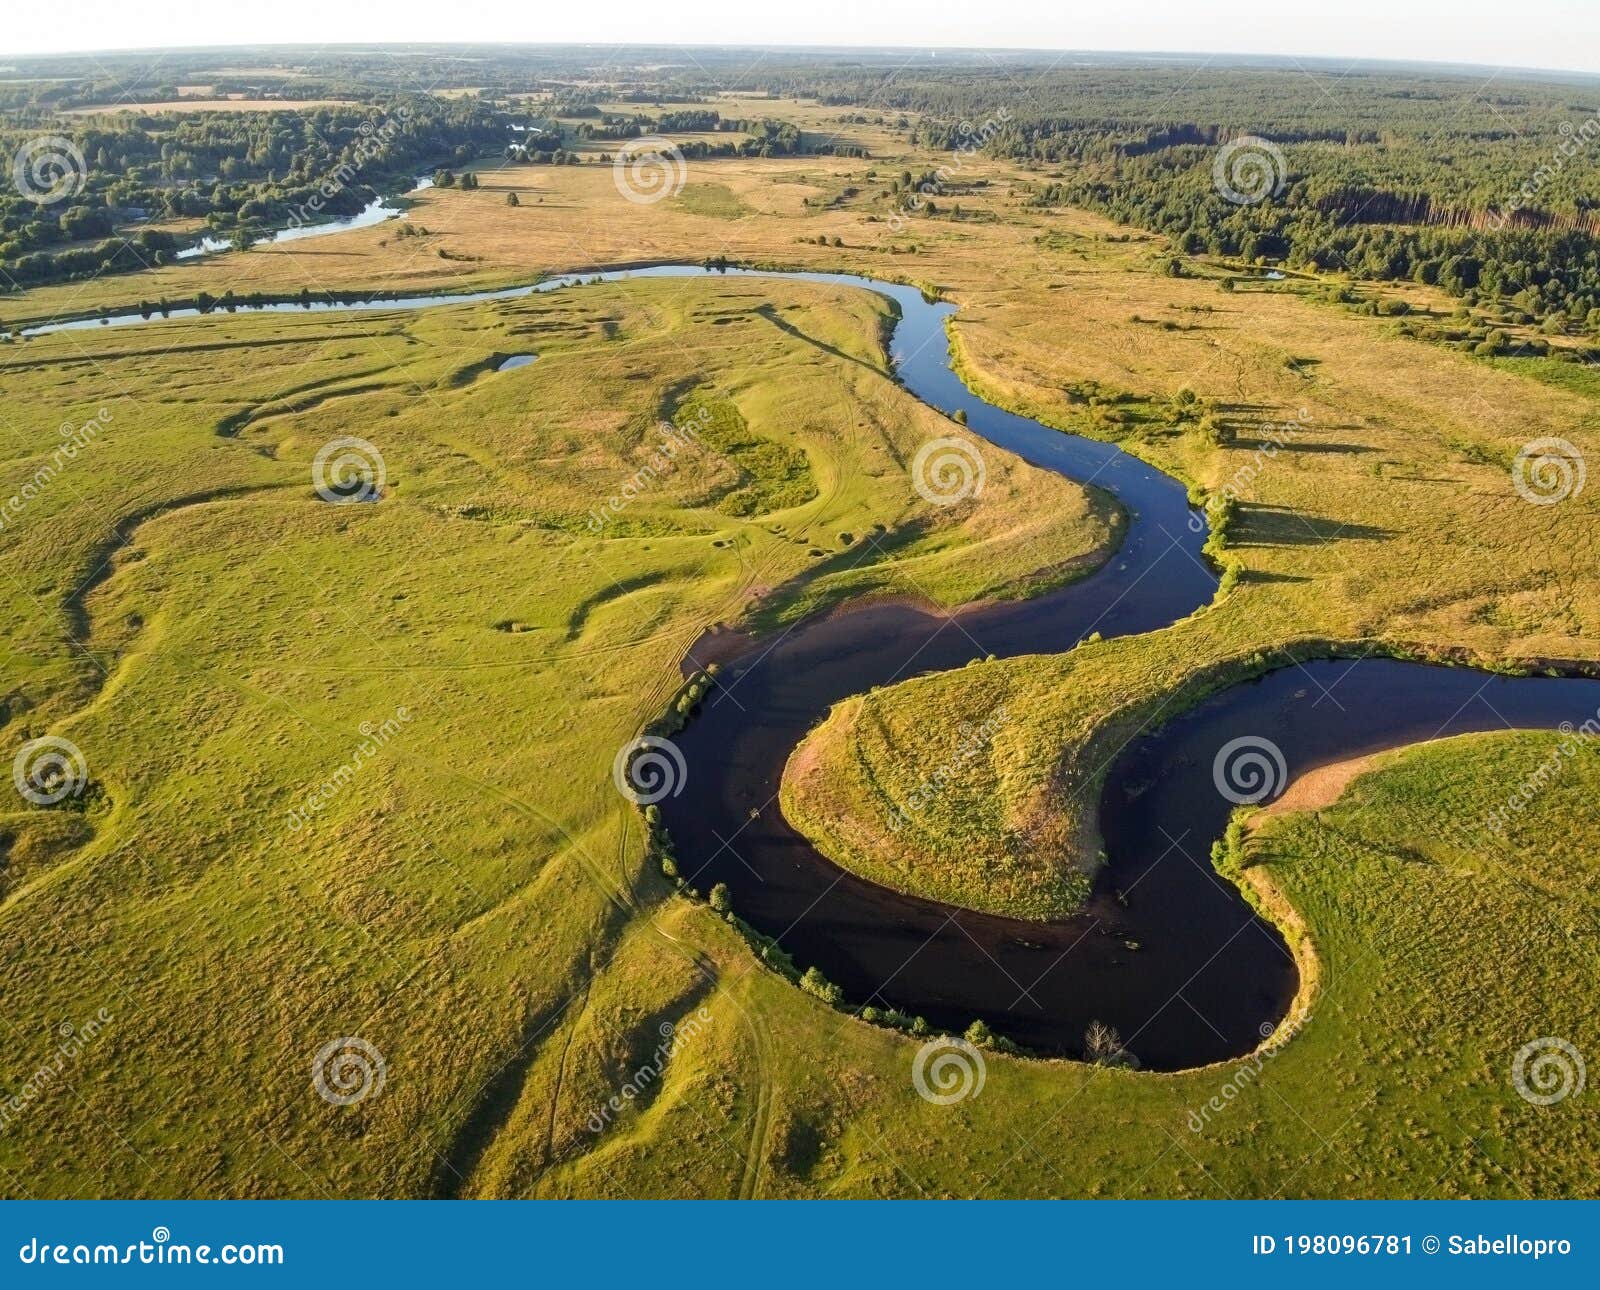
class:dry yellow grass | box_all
[5,149,1008,326]
[62,98,358,114]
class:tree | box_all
[1085,1020,1132,1067]
[709,882,731,914]
[506,191,519,207]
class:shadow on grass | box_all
[1231,504,1394,548]
[745,519,937,629]
[754,303,883,378]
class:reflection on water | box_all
[174,175,435,261]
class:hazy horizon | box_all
[4,0,1598,78]
[4,41,1599,83]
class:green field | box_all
[2,46,1597,1200]
[0,270,1109,1196]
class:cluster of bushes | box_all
[1167,386,1231,447]
[573,109,722,140]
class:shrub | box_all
[799,966,845,1005]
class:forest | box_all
[0,98,503,285]
[3,47,1600,327]
[888,67,1600,336]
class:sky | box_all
[2,0,1598,78]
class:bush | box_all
[799,966,845,1005]
[1197,414,1232,446]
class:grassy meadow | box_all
[1,114,1596,1198]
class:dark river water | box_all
[19,264,1597,1067]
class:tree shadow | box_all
[1232,504,1394,547]
[1232,436,1377,455]
[755,303,882,377]
[1238,569,1314,585]
[751,519,936,616]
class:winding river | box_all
[173,176,435,261]
[19,264,1600,1068]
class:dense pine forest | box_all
[857,65,1600,336]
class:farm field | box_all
[2,44,1598,1202]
